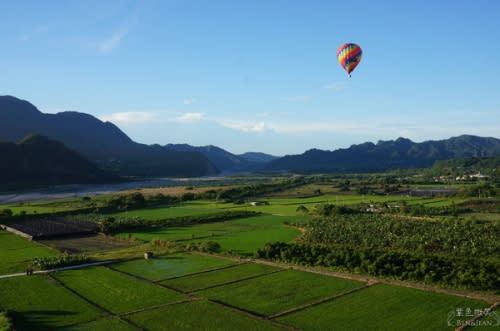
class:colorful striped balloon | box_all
[336,43,362,77]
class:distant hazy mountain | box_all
[238,152,278,163]
[0,135,120,189]
[266,136,500,173]
[164,144,277,172]
[0,96,218,177]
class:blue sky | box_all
[1,0,499,155]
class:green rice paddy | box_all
[111,253,236,281]
[54,267,185,314]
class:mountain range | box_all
[0,96,277,176]
[164,144,278,173]
[266,136,500,173]
[2,95,500,178]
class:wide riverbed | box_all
[0,177,227,204]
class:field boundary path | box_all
[47,273,143,331]
[0,260,114,279]
[268,283,375,319]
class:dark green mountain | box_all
[266,136,500,173]
[164,144,277,172]
[0,96,218,177]
[0,135,120,190]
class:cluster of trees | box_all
[258,212,499,291]
[257,242,499,291]
[0,209,13,218]
[395,203,469,217]
[104,192,179,211]
[303,214,499,258]
[458,182,498,198]
[312,204,357,217]
[185,241,221,253]
[30,253,89,270]
[215,177,309,202]
[70,210,260,233]
[430,156,500,178]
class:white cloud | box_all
[100,112,155,124]
[18,25,50,42]
[176,112,204,123]
[267,122,365,134]
[324,82,347,91]
[282,95,311,102]
[218,120,266,133]
[98,25,129,53]
[183,98,196,105]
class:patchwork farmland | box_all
[1,179,499,330]
[0,252,494,330]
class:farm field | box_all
[0,251,496,331]
[38,233,137,253]
[202,195,464,216]
[196,269,364,316]
[115,215,304,256]
[0,275,102,330]
[1,178,499,331]
[111,253,236,281]
[0,230,57,274]
[125,300,285,331]
[276,284,491,331]
[110,204,222,220]
[61,317,136,331]
[162,262,279,292]
[54,266,186,314]
[0,204,79,216]
[184,225,301,256]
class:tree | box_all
[0,208,13,217]
[296,205,309,214]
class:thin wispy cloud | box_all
[183,98,196,105]
[218,120,266,133]
[176,112,204,123]
[267,122,365,134]
[98,24,130,53]
[18,25,50,42]
[324,82,347,91]
[100,112,155,124]
[281,95,311,102]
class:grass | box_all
[276,284,491,331]
[125,299,284,331]
[115,215,304,256]
[110,205,221,220]
[111,253,236,281]
[184,195,462,216]
[0,275,102,330]
[162,263,279,292]
[0,230,57,275]
[54,267,185,314]
[185,226,301,256]
[60,317,136,331]
[196,270,364,316]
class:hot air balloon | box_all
[337,43,362,77]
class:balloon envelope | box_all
[337,43,362,76]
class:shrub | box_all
[0,311,13,331]
[30,253,89,270]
